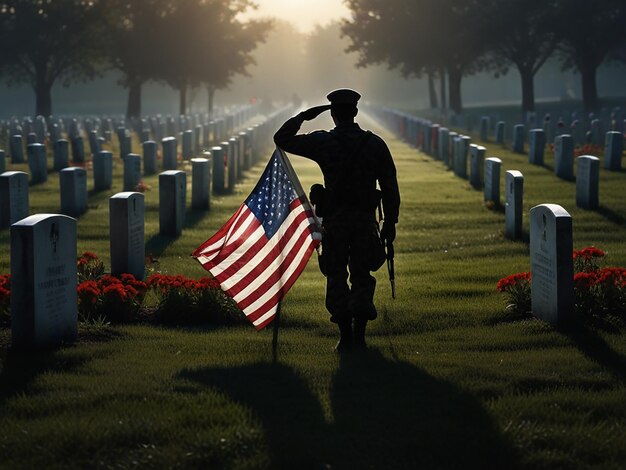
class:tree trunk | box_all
[448,68,463,114]
[580,63,599,113]
[519,67,535,113]
[427,71,438,109]
[207,85,215,117]
[35,82,52,117]
[179,83,187,115]
[126,80,142,118]
[439,66,447,111]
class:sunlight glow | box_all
[241,0,350,33]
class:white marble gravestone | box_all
[159,170,186,236]
[162,137,177,170]
[528,129,545,165]
[191,157,211,210]
[93,150,113,191]
[529,204,574,327]
[0,171,29,228]
[469,144,485,189]
[10,135,24,163]
[505,170,524,239]
[211,146,225,194]
[496,121,505,145]
[484,157,502,204]
[110,192,145,280]
[123,153,142,191]
[143,141,157,175]
[53,139,69,171]
[576,155,600,209]
[554,134,574,180]
[11,214,78,348]
[604,131,623,171]
[182,130,193,160]
[512,124,525,153]
[27,143,48,184]
[60,167,87,217]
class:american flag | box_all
[192,148,322,330]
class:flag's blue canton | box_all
[245,153,296,239]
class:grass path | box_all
[0,113,625,469]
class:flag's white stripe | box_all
[251,305,278,327]
[230,211,312,300]
[240,235,314,313]
[209,224,266,276]
[195,206,251,259]
[216,203,309,289]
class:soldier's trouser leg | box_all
[324,227,351,324]
[348,231,377,321]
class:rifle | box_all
[386,238,395,299]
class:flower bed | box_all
[497,247,626,323]
[1,252,243,327]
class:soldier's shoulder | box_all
[364,130,388,148]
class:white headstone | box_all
[182,130,193,160]
[469,144,485,189]
[10,135,24,163]
[11,214,78,348]
[576,155,600,209]
[604,131,623,171]
[484,157,502,204]
[123,153,142,191]
[505,170,524,239]
[71,136,85,163]
[530,204,574,327]
[554,134,574,180]
[60,167,87,217]
[0,171,29,228]
[53,139,69,171]
[27,143,48,184]
[191,157,211,210]
[495,121,505,145]
[110,192,145,280]
[159,170,186,236]
[162,137,177,170]
[143,141,157,175]
[227,137,238,191]
[512,124,525,153]
[93,150,113,191]
[211,146,225,194]
[528,129,545,165]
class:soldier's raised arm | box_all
[273,105,330,158]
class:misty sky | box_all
[241,0,350,32]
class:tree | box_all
[105,0,177,118]
[482,0,558,114]
[0,0,105,116]
[157,0,269,116]
[555,0,626,112]
[342,0,490,114]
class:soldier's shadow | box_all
[179,349,518,469]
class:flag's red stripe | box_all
[236,227,314,310]
[247,241,318,326]
[224,209,314,298]
[191,204,245,258]
[206,212,261,262]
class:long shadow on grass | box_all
[145,233,179,258]
[180,350,519,469]
[179,362,328,469]
[566,324,626,382]
[0,328,121,404]
[596,204,626,227]
[329,349,518,469]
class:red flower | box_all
[574,272,596,290]
[573,247,605,261]
[103,284,128,301]
[496,272,531,292]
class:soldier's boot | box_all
[334,319,353,353]
[353,318,367,350]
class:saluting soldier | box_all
[274,88,400,352]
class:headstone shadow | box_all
[183,208,211,230]
[596,204,625,227]
[565,324,626,383]
[145,232,179,258]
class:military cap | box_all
[327,88,361,106]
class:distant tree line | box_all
[342,0,626,114]
[0,0,270,117]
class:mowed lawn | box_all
[0,112,625,469]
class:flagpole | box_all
[272,301,282,362]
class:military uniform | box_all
[273,90,400,335]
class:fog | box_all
[1,19,626,117]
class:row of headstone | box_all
[368,106,579,329]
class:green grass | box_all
[0,114,625,469]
